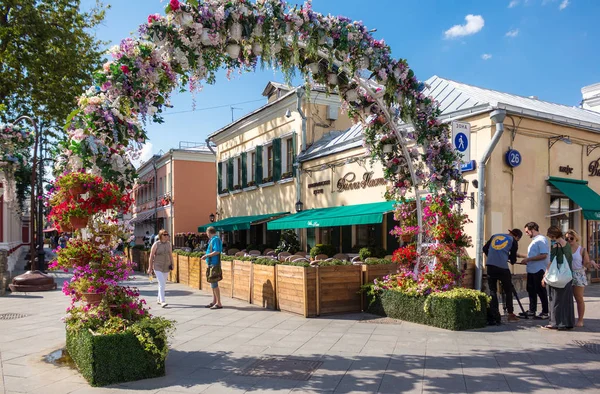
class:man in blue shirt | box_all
[483,229,522,324]
[518,222,550,319]
[201,227,223,309]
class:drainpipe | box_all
[169,151,174,238]
[153,158,158,235]
[295,87,307,249]
[296,88,307,151]
[205,137,218,233]
[475,109,507,290]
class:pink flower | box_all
[120,65,130,74]
[147,14,160,24]
[169,0,180,11]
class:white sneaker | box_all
[161,302,168,308]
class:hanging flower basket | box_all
[401,234,414,243]
[226,43,241,58]
[81,292,103,305]
[307,62,319,74]
[383,144,393,153]
[252,43,262,55]
[69,185,86,197]
[345,89,358,102]
[228,22,242,42]
[327,73,338,85]
[69,216,90,229]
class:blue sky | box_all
[81,0,599,159]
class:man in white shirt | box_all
[518,222,550,319]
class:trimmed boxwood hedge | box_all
[66,328,166,386]
[368,288,489,331]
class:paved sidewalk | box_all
[1,271,600,394]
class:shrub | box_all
[368,287,489,331]
[316,259,352,267]
[280,259,310,267]
[254,257,277,266]
[359,246,387,261]
[275,230,300,254]
[359,247,372,261]
[309,244,336,259]
[363,258,394,265]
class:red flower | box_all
[169,0,180,11]
[147,14,160,24]
[120,65,130,74]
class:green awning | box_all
[267,201,396,230]
[548,177,600,220]
[198,212,288,232]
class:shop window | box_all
[267,145,273,178]
[250,152,256,182]
[587,221,600,283]
[550,197,574,233]
[356,224,376,246]
[285,137,294,175]
[236,157,242,189]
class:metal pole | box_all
[37,134,45,271]
[13,116,39,272]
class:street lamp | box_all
[8,115,56,292]
[209,213,216,222]
[295,200,304,213]
[461,180,476,210]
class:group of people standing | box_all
[484,222,598,329]
[146,227,223,309]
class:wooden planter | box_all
[178,255,190,286]
[252,264,277,310]
[317,265,363,315]
[219,260,234,297]
[362,263,397,311]
[168,253,178,283]
[188,256,201,289]
[131,249,142,271]
[232,260,252,302]
[140,251,150,274]
[276,265,317,317]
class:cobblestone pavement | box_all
[1,265,600,393]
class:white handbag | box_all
[544,247,572,288]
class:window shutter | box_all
[241,152,247,188]
[217,161,222,193]
[291,133,297,177]
[273,138,282,182]
[227,158,234,190]
[255,146,263,184]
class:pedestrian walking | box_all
[565,229,599,327]
[518,222,550,319]
[202,226,223,309]
[483,229,522,325]
[542,226,575,330]
[147,229,173,308]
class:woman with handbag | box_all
[565,229,599,327]
[147,229,174,308]
[542,226,575,330]
[201,226,223,309]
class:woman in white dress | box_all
[565,229,599,327]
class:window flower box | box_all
[281,171,293,179]
[220,188,230,194]
[261,176,273,184]
[233,185,242,191]
[247,181,256,187]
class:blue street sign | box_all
[460,160,476,173]
[454,132,468,152]
[505,149,522,168]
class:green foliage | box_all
[0,0,108,130]
[66,316,173,386]
[359,246,387,261]
[316,259,352,267]
[280,259,310,267]
[363,258,394,266]
[359,247,372,261]
[309,244,336,259]
[253,257,277,266]
[368,288,489,331]
[275,229,300,254]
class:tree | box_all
[0,0,107,135]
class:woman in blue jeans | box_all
[201,226,223,309]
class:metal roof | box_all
[298,123,364,162]
[424,75,600,130]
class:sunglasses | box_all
[567,237,574,241]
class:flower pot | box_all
[229,22,242,42]
[69,216,89,229]
[383,144,393,153]
[327,73,338,85]
[271,42,282,54]
[201,30,214,46]
[226,44,241,58]
[69,185,86,197]
[401,234,414,243]
[82,292,103,305]
[252,42,262,55]
[345,89,358,102]
[252,25,263,37]
[307,62,320,74]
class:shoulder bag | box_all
[544,245,572,288]
[206,241,223,283]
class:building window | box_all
[550,197,574,234]
[250,152,256,182]
[267,145,273,178]
[221,161,228,191]
[285,138,293,175]
[356,225,376,247]
[236,157,242,189]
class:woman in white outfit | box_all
[147,229,173,308]
[565,229,599,327]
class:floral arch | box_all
[55,0,464,255]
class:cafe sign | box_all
[589,158,600,177]
[337,171,386,192]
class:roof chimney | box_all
[582,83,600,113]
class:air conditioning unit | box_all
[326,105,339,120]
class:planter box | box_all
[168,253,178,283]
[252,264,277,309]
[131,249,142,271]
[189,257,201,289]
[219,260,234,297]
[66,328,166,386]
[200,260,210,291]
[363,263,398,285]
[317,265,362,315]
[276,265,317,317]
[178,255,189,286]
[370,289,488,331]
[232,260,252,302]
[140,251,150,274]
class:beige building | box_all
[204,77,600,278]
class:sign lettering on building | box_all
[589,158,600,177]
[336,171,386,192]
[559,165,573,175]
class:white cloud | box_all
[508,0,519,8]
[444,15,485,39]
[505,28,520,38]
[132,142,154,168]
[559,0,570,10]
[481,54,492,60]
